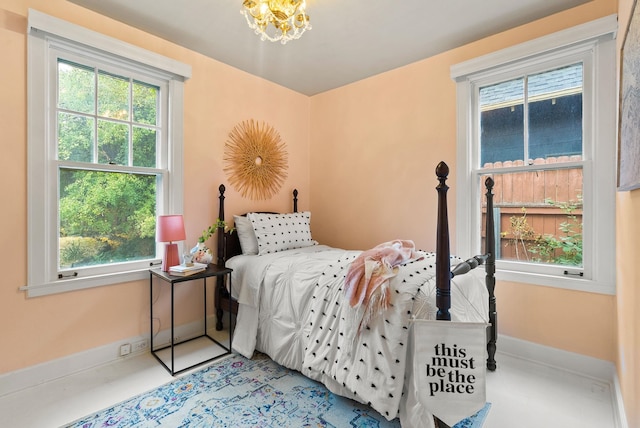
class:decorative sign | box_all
[412,320,489,426]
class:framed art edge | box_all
[618,0,640,191]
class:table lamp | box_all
[157,215,186,271]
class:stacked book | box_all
[168,262,208,276]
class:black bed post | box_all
[215,184,226,331]
[434,163,453,428]
[217,184,226,267]
[293,189,298,213]
[485,177,498,371]
[435,162,451,321]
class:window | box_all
[451,16,617,294]
[26,10,191,297]
[479,64,584,269]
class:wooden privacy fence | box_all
[481,157,583,262]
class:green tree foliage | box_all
[58,112,93,162]
[59,170,157,267]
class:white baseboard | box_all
[497,334,628,428]
[611,368,630,428]
[497,334,613,380]
[0,316,219,398]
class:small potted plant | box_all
[190,219,227,264]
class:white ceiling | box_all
[67,0,591,96]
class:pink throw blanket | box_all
[345,240,423,330]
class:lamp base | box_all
[162,242,180,271]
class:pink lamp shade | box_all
[157,215,186,271]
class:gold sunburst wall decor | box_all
[223,119,288,200]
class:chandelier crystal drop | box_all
[241,0,311,45]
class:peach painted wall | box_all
[0,0,310,374]
[616,192,640,427]
[309,0,617,363]
[616,1,640,426]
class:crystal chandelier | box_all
[241,0,311,45]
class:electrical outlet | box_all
[132,339,148,353]
[119,343,131,356]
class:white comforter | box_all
[227,245,488,422]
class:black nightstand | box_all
[149,263,233,375]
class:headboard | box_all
[216,184,299,265]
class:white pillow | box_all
[248,211,316,255]
[234,215,259,255]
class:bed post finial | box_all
[435,161,451,321]
[293,189,299,213]
[436,161,449,180]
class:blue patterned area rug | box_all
[64,353,490,427]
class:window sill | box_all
[496,268,615,295]
[20,268,151,297]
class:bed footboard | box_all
[435,163,497,371]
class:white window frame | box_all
[24,10,191,297]
[451,15,617,295]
